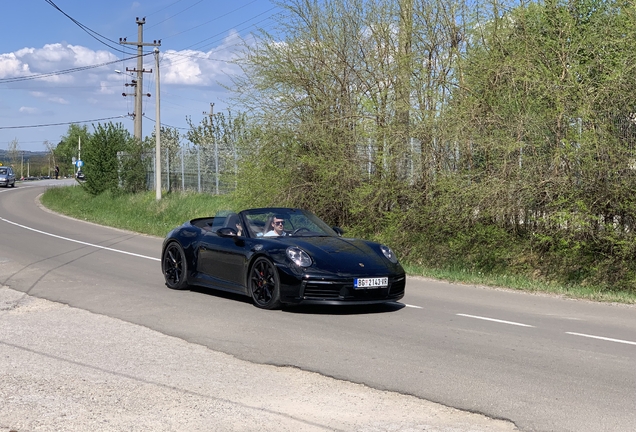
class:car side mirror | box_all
[332,227,344,236]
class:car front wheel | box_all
[249,257,282,309]
[162,242,189,290]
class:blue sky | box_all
[0,0,281,151]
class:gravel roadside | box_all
[0,286,518,432]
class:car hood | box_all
[279,236,399,274]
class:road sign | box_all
[76,160,84,167]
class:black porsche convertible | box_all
[161,208,406,309]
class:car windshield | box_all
[0,168,6,175]
[240,208,337,238]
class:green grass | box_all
[41,186,636,304]
[41,185,239,238]
[402,263,636,304]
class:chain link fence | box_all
[143,144,238,195]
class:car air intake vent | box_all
[389,277,406,296]
[302,281,347,299]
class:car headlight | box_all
[380,245,398,263]
[286,247,312,267]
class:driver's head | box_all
[273,214,285,234]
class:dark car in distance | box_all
[161,208,406,309]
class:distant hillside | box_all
[0,149,48,161]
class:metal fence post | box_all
[180,147,185,190]
[197,146,201,193]
[165,147,170,192]
[215,139,219,195]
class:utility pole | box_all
[119,18,160,142]
[154,47,161,200]
[203,102,214,118]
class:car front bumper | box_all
[278,269,406,305]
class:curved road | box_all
[1,181,635,432]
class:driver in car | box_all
[263,215,287,237]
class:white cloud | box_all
[16,43,116,70]
[19,107,37,114]
[0,52,30,78]
[48,97,69,104]
[161,31,243,86]
[1,36,246,91]
[99,81,115,94]
[1,43,118,84]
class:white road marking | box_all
[456,313,534,327]
[0,216,160,261]
[566,332,636,346]
[405,304,423,309]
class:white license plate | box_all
[354,277,388,289]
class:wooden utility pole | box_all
[119,18,160,142]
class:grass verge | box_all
[41,185,636,304]
[41,185,239,238]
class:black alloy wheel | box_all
[249,257,282,309]
[162,242,189,290]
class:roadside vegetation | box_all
[41,186,636,304]
[38,0,636,304]
[41,186,236,238]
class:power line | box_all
[0,53,151,84]
[44,0,135,55]
[160,13,278,71]
[2,3,277,87]
[145,0,187,18]
[0,116,128,130]
[161,50,240,63]
[143,114,188,130]
[159,0,261,40]
[146,0,205,30]
[182,7,279,51]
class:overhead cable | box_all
[0,116,128,130]
[158,0,261,39]
[0,53,151,84]
[44,0,135,54]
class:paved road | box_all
[0,285,516,432]
[1,180,635,432]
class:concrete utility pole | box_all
[203,103,214,118]
[154,47,161,201]
[119,18,160,142]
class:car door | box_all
[197,231,247,289]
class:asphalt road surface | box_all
[1,180,635,432]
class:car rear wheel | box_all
[249,257,281,309]
[162,242,189,290]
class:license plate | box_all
[354,277,388,289]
